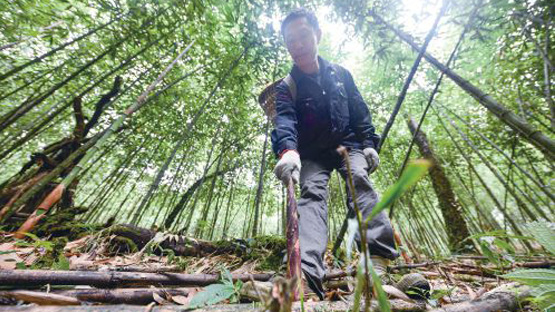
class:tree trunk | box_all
[407,117,471,250]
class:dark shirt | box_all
[271,56,380,159]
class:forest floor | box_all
[0,224,551,311]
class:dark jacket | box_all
[271,56,380,159]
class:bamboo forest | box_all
[0,0,553,311]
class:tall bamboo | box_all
[407,116,472,249]
[377,0,449,152]
[0,14,126,82]
[369,11,555,160]
[252,120,270,237]
[437,107,547,221]
[10,41,195,236]
[439,104,553,202]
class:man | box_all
[271,8,399,299]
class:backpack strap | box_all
[283,73,297,101]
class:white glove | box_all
[274,150,301,184]
[363,147,380,174]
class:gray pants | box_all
[298,148,399,298]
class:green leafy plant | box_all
[465,230,532,269]
[499,222,554,311]
[502,269,555,285]
[14,232,55,252]
[51,253,70,270]
[352,160,431,312]
[426,286,457,308]
[188,267,243,309]
[525,221,555,255]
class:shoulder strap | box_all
[283,74,297,101]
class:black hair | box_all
[281,8,320,36]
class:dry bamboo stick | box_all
[0,270,272,287]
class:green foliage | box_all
[0,0,551,261]
[368,159,432,222]
[525,221,555,255]
[51,253,70,270]
[353,160,430,312]
[15,233,55,252]
[495,221,555,311]
[370,265,391,312]
[501,269,555,286]
[188,267,242,309]
[468,230,533,268]
[426,287,457,308]
[188,283,235,309]
[501,269,555,311]
[530,284,555,311]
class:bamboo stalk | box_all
[393,1,480,219]
[376,0,449,153]
[437,107,547,221]
[0,270,272,287]
[433,108,534,251]
[369,11,555,160]
[9,41,195,235]
[0,34,166,162]
[407,116,472,249]
[440,104,554,203]
[0,14,126,82]
[252,120,270,237]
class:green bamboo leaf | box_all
[352,266,365,312]
[525,222,555,255]
[531,284,555,298]
[221,267,233,285]
[23,232,40,241]
[501,269,555,285]
[370,265,391,312]
[188,283,235,309]
[493,238,515,255]
[479,240,499,265]
[368,159,431,221]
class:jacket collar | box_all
[290,56,331,84]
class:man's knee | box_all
[300,179,328,202]
[350,167,371,185]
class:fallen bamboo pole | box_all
[56,287,194,304]
[0,270,272,287]
[0,299,427,312]
[430,283,531,312]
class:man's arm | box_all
[343,68,380,149]
[271,81,299,157]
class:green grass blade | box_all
[501,269,555,285]
[368,159,431,221]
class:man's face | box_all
[283,17,321,68]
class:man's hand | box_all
[274,150,301,184]
[363,147,380,174]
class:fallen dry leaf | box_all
[152,292,169,305]
[381,285,414,303]
[171,295,191,305]
[464,284,477,300]
[69,254,95,270]
[0,251,22,270]
[64,236,90,252]
[23,252,38,266]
